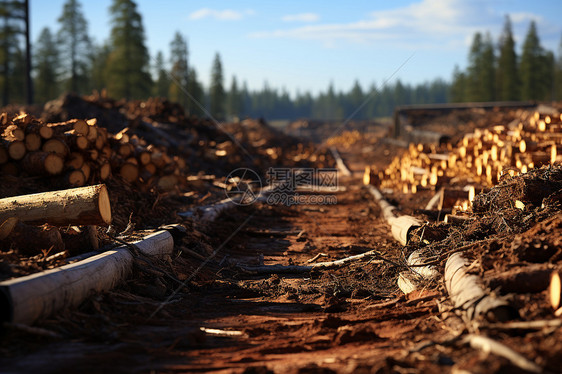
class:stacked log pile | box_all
[377,106,562,194]
[0,113,186,192]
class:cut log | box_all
[487,264,555,294]
[42,138,69,157]
[439,188,469,210]
[2,124,25,141]
[0,229,173,325]
[0,184,111,226]
[330,146,352,177]
[7,140,26,160]
[397,249,439,294]
[66,169,86,187]
[66,152,84,170]
[550,271,561,310]
[119,162,139,183]
[99,162,111,180]
[24,133,42,152]
[25,122,53,140]
[47,119,88,136]
[86,123,97,142]
[156,174,178,191]
[22,151,64,176]
[445,252,511,321]
[365,184,421,245]
[80,162,91,181]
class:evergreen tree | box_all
[90,43,110,93]
[227,75,243,118]
[466,32,495,101]
[187,67,204,116]
[105,0,152,99]
[57,0,91,94]
[520,21,551,100]
[152,51,169,98]
[34,27,60,103]
[209,52,225,120]
[555,34,562,100]
[0,0,25,105]
[168,31,189,109]
[496,15,519,100]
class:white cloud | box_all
[510,12,543,24]
[250,0,545,49]
[281,13,320,23]
[189,8,255,21]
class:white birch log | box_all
[0,230,173,325]
[445,252,510,321]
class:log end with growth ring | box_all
[97,185,112,225]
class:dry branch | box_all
[237,250,384,274]
[462,334,541,373]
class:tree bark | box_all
[445,252,511,321]
[0,184,111,226]
[0,229,173,324]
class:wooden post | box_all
[0,184,111,226]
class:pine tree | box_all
[520,21,552,100]
[227,75,243,119]
[187,67,204,116]
[496,15,519,100]
[348,80,364,118]
[0,0,25,105]
[168,31,189,109]
[152,51,169,98]
[34,27,60,103]
[466,32,495,101]
[555,34,562,100]
[57,0,91,94]
[105,0,152,99]
[450,66,466,102]
[90,43,110,93]
[209,52,225,120]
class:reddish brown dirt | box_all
[1,135,561,373]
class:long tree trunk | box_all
[0,184,111,226]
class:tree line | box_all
[1,1,561,121]
[451,16,562,103]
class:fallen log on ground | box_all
[0,229,173,325]
[330,146,352,177]
[0,184,111,226]
[364,184,421,245]
[445,252,511,321]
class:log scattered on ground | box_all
[445,252,511,321]
[0,229,173,325]
[0,184,111,226]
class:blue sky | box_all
[32,0,562,96]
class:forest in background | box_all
[1,0,562,121]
